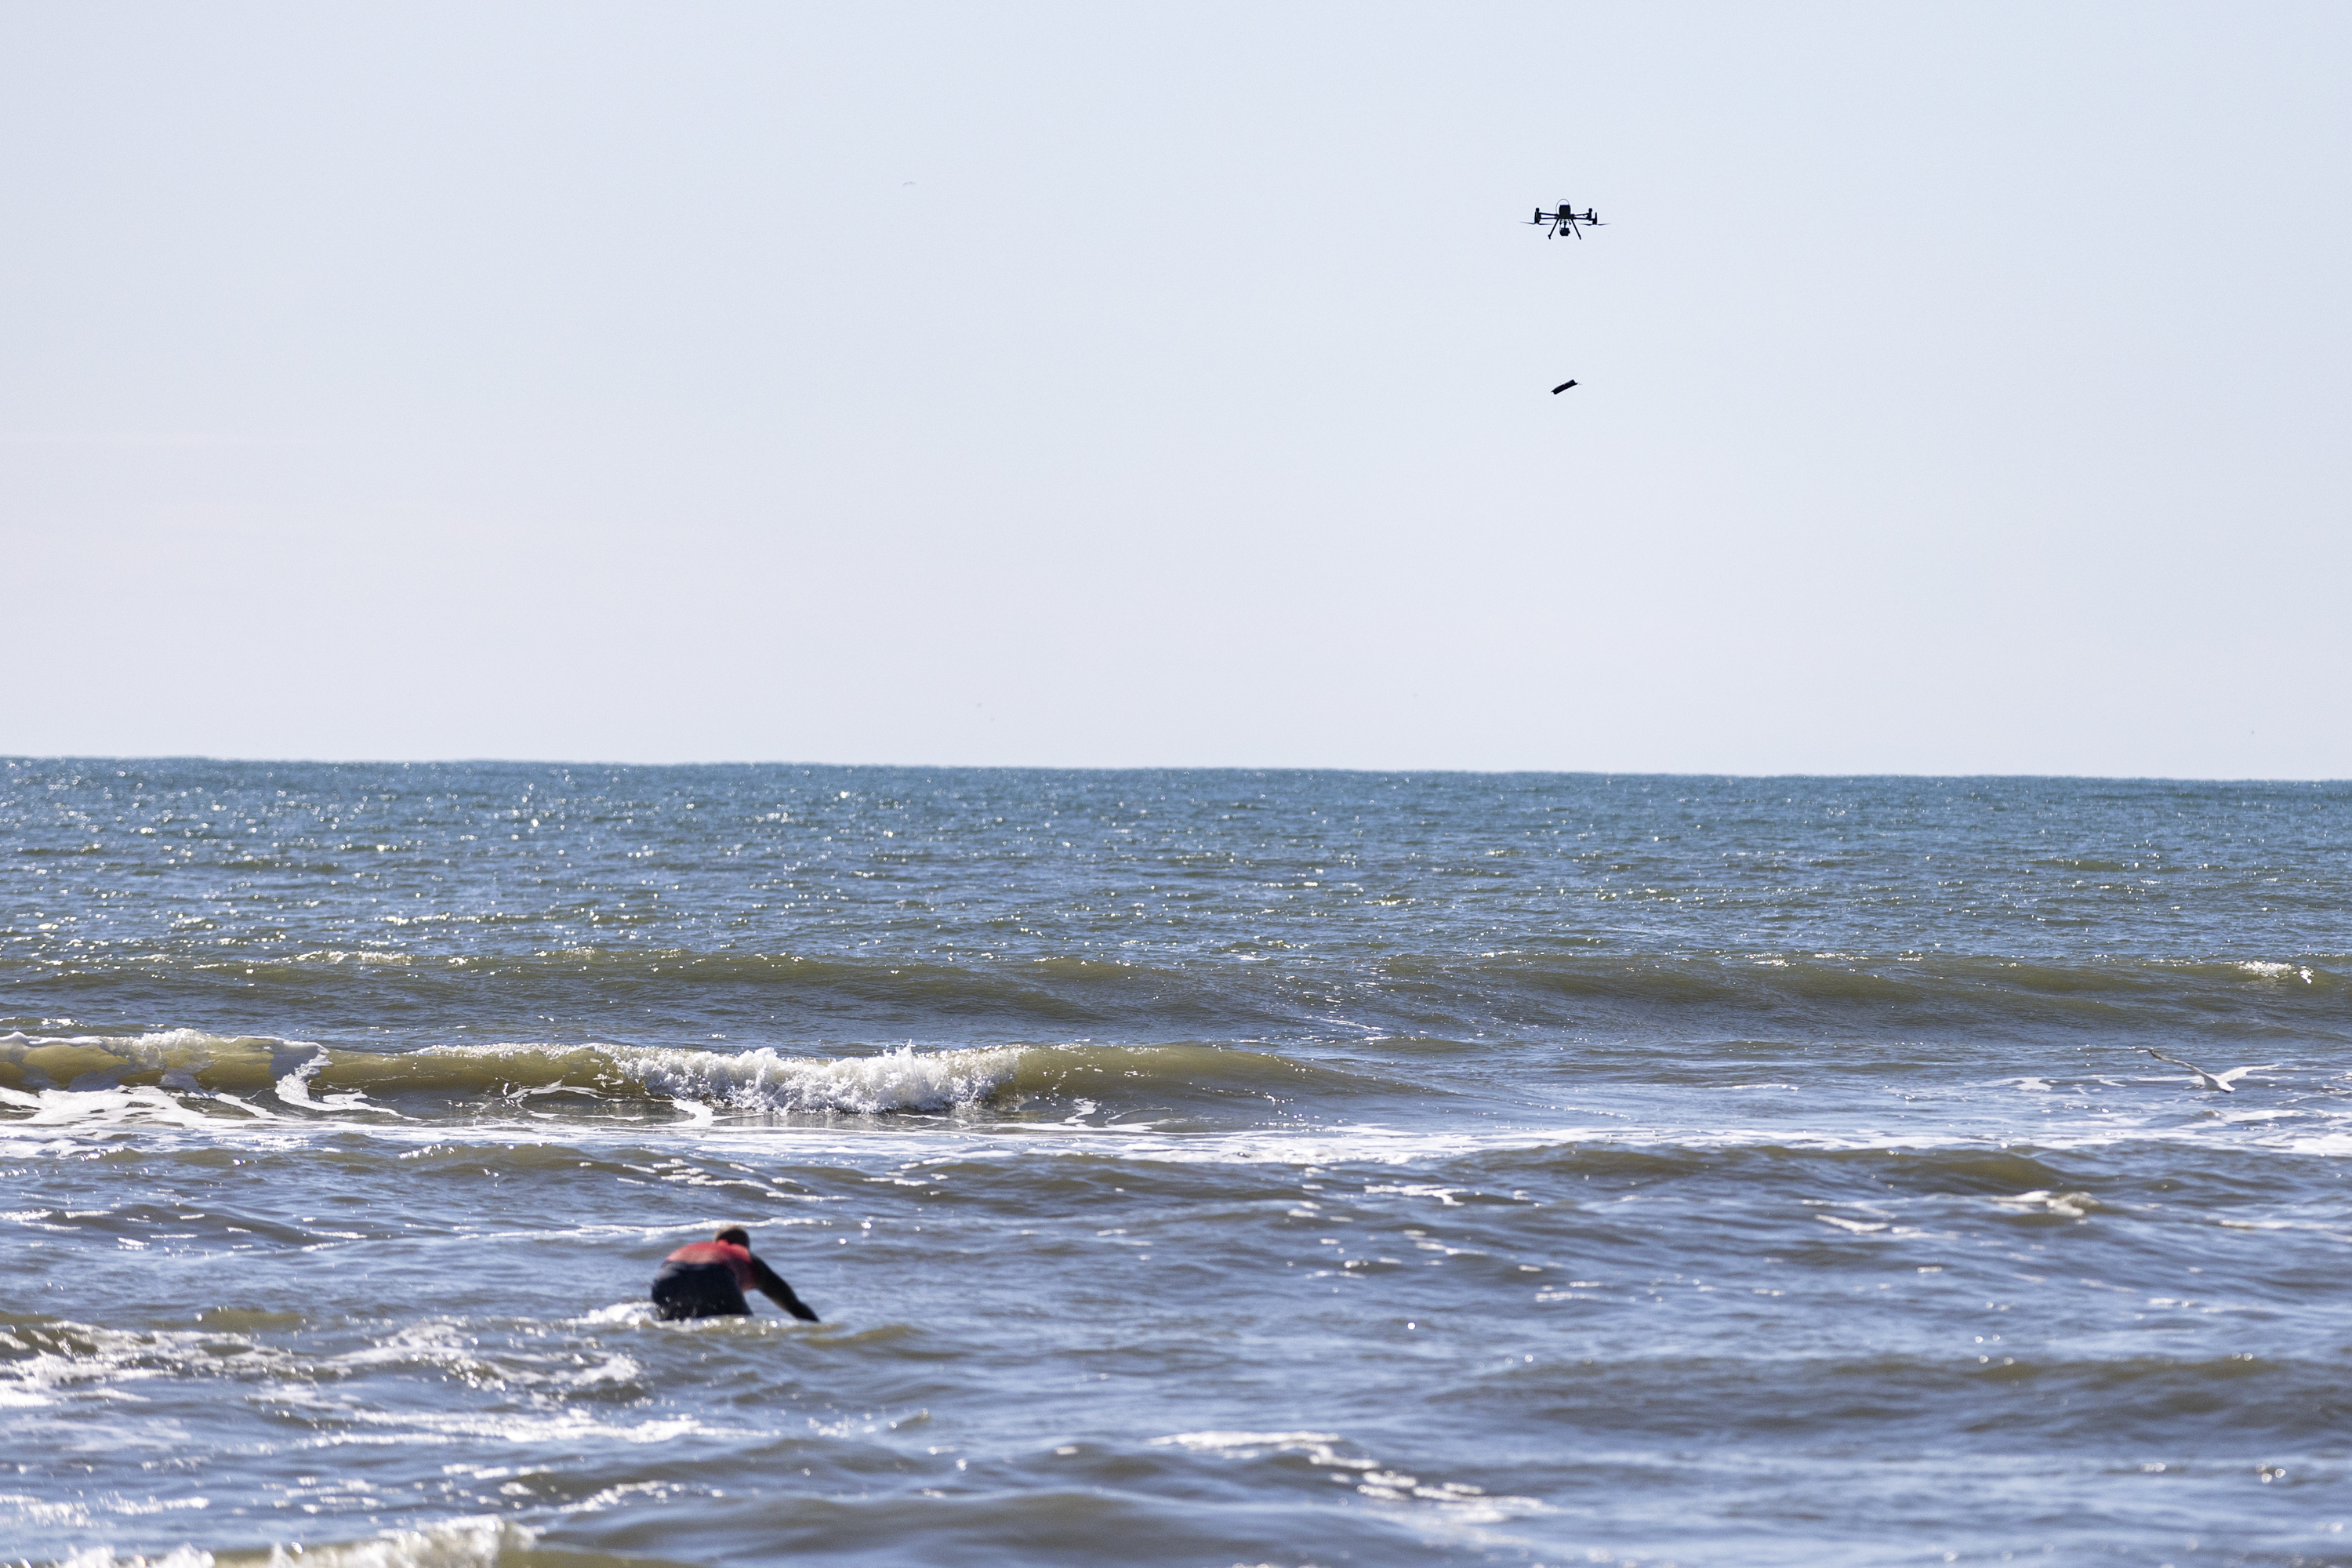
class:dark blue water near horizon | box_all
[3,760,2348,1568]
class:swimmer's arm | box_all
[751,1257,820,1322]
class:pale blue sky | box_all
[4,2,2346,775]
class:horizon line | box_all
[4,754,2346,786]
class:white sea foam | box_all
[1992,1189,2098,1218]
[237,1518,534,1568]
[287,949,417,967]
[1154,1430,1356,1458]
[274,1048,405,1117]
[45,1548,218,1568]
[0,1319,304,1430]
[0,1084,230,1130]
[423,1040,1026,1115]
[13,1102,2352,1168]
[1151,1430,1548,1526]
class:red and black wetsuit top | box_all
[652,1240,819,1322]
[663,1240,760,1290]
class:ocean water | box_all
[2,760,2347,1568]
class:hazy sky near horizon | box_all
[5,2,2347,776]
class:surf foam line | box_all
[30,1517,561,1568]
[14,1098,2352,1177]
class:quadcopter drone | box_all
[1526,203,1602,239]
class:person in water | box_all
[651,1226,820,1322]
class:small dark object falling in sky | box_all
[1552,380,1577,394]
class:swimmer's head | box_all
[713,1225,751,1247]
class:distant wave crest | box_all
[0,1030,1392,1133]
[426,1040,1025,1115]
[0,1029,1025,1122]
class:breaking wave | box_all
[0,1030,1392,1129]
[36,1517,624,1568]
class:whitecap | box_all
[623,1043,1022,1115]
[274,1049,405,1118]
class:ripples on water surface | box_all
[2,761,2347,1567]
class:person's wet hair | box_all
[713,1225,750,1247]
